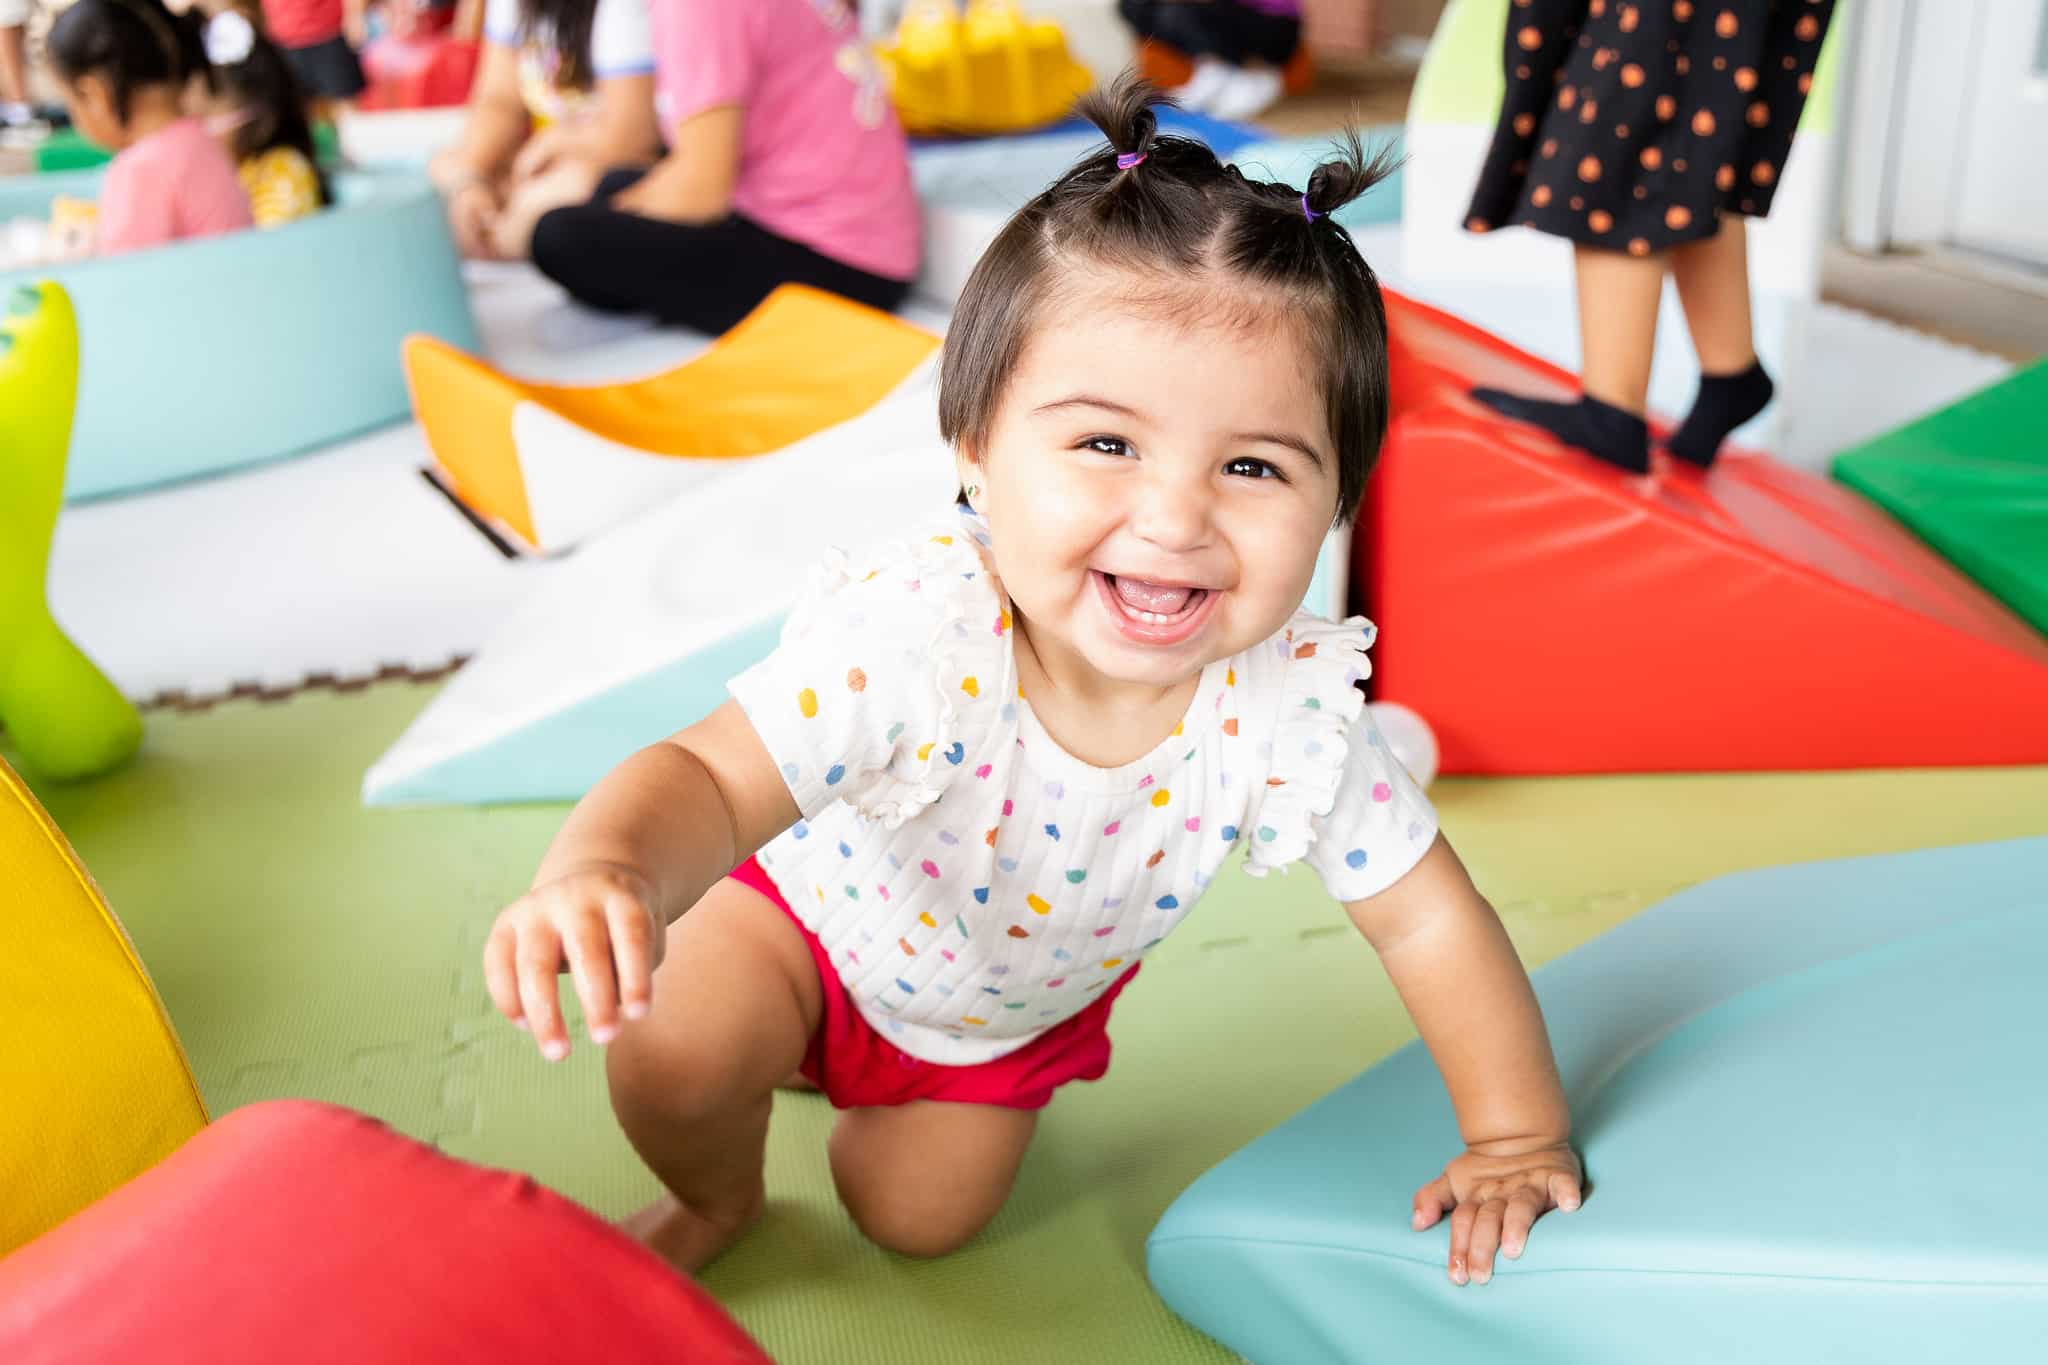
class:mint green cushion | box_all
[1150,837,2048,1362]
[0,167,476,500]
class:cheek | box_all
[1225,495,1328,601]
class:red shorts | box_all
[731,857,1138,1111]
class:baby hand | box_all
[482,862,664,1061]
[1412,1141,1583,1286]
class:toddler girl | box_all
[204,10,332,228]
[49,0,253,254]
[485,78,1584,1289]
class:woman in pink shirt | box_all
[49,0,254,256]
[526,0,919,334]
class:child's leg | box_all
[1665,215,1772,465]
[1668,216,1754,372]
[606,876,824,1273]
[1473,241,1664,472]
[829,1101,1039,1258]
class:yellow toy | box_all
[877,0,1094,137]
[0,754,208,1254]
[0,282,142,781]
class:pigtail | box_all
[1074,71,1166,170]
[1302,126,1404,222]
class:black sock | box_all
[1666,361,1773,466]
[1471,388,1650,474]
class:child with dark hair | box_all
[48,0,254,253]
[482,76,1586,1286]
[200,10,331,227]
[202,9,332,227]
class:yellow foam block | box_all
[878,0,1094,137]
[404,285,940,552]
[0,757,207,1254]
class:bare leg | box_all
[1668,216,1755,372]
[1471,241,1664,472]
[0,25,29,110]
[1573,241,1666,417]
[1664,215,1772,464]
[830,1100,1039,1258]
[607,877,824,1273]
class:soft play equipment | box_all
[1833,358,2048,639]
[405,285,941,553]
[1151,836,2048,1363]
[1396,0,1847,455]
[366,361,957,804]
[0,754,206,1254]
[0,282,142,781]
[878,0,1095,136]
[0,1101,776,1362]
[0,168,478,500]
[1356,290,2048,774]
[359,32,482,110]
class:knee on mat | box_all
[839,1189,992,1260]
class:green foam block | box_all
[1833,358,2048,638]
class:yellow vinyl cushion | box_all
[0,757,207,1253]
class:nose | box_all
[1128,465,1213,555]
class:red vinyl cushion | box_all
[0,1100,774,1365]
[1356,291,2048,774]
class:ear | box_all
[952,443,985,512]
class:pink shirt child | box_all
[97,117,255,256]
[650,0,920,282]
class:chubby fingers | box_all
[1411,1173,1453,1232]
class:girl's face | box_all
[59,75,128,150]
[961,266,1340,695]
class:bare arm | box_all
[554,71,662,170]
[1345,835,1582,1285]
[532,699,797,922]
[484,700,796,1059]
[609,104,742,224]
[431,41,532,191]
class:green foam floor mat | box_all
[1834,358,2048,638]
[22,682,2048,1363]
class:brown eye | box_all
[1224,457,1280,480]
[1082,436,1133,458]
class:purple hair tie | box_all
[1116,151,1147,171]
[1301,192,1321,222]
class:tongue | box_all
[1114,576,1195,615]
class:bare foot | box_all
[621,1190,765,1274]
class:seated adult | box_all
[430,0,662,260]
[527,0,919,335]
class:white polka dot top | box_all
[729,509,1438,1066]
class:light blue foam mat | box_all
[0,167,478,500]
[1148,836,2048,1364]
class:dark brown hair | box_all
[938,74,1400,524]
[217,29,333,206]
[518,0,599,91]
[50,0,214,123]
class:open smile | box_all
[1092,571,1221,647]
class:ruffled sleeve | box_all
[1243,614,1439,902]
[728,519,1011,830]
